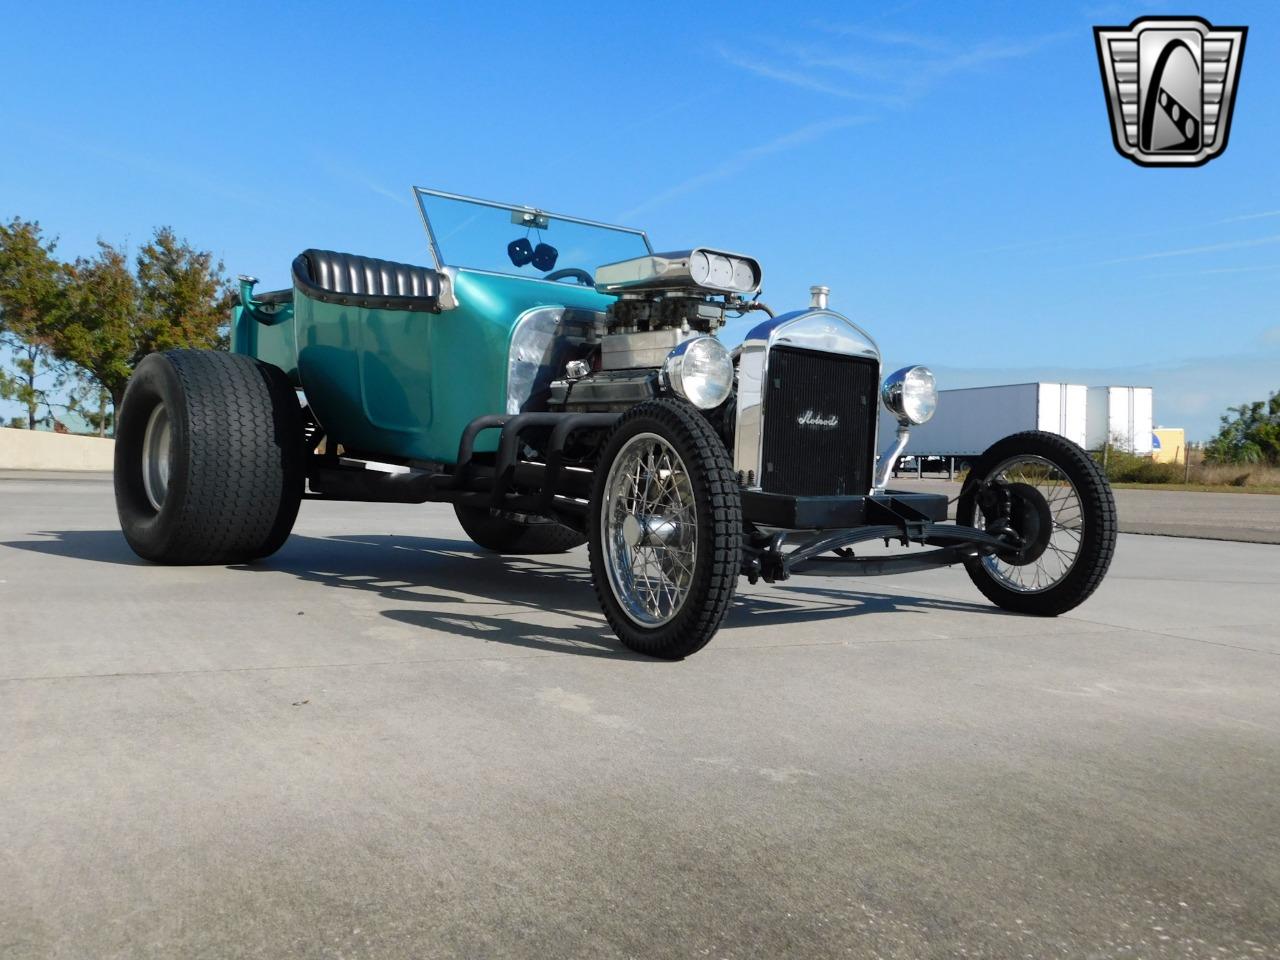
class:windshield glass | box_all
[414,188,651,281]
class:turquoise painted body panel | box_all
[240,270,612,464]
[232,300,298,383]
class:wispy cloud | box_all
[977,207,1280,260]
[615,115,870,222]
[24,124,261,208]
[718,24,1070,107]
[1098,234,1280,265]
[313,154,412,208]
[975,229,1114,256]
[714,48,903,105]
[1218,209,1280,224]
[1141,263,1280,280]
[925,33,1071,75]
[812,23,952,53]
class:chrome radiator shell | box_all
[733,310,881,491]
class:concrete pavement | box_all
[1,474,1278,958]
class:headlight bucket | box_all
[881,365,937,425]
[662,336,734,410]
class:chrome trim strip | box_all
[873,424,910,492]
[733,309,881,489]
[437,266,460,311]
[413,188,447,270]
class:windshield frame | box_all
[412,186,652,277]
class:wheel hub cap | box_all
[141,402,172,512]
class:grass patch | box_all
[1107,481,1280,495]
[917,449,1280,494]
[1099,446,1280,491]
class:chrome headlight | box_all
[881,365,937,425]
[663,336,734,409]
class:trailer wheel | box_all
[114,349,304,564]
[453,505,586,554]
[957,430,1116,615]
[588,398,741,659]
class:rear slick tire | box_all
[113,349,304,564]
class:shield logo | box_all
[1094,16,1247,167]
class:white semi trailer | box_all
[1086,386,1154,454]
[882,382,1089,472]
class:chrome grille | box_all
[760,347,879,496]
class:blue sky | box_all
[1,0,1276,439]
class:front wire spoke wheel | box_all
[957,430,1117,617]
[978,455,1083,594]
[603,433,697,626]
[588,399,741,659]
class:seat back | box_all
[293,249,442,311]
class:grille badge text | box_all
[797,410,840,428]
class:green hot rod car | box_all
[113,188,1117,658]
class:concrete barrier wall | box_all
[0,428,115,471]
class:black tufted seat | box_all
[292,249,442,312]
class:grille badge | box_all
[797,410,840,428]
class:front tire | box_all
[957,430,1116,616]
[588,399,741,659]
[114,349,304,564]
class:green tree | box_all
[136,226,233,355]
[59,241,141,415]
[64,371,115,437]
[59,227,233,413]
[0,218,67,429]
[0,337,68,430]
[1204,391,1280,465]
[1,220,232,431]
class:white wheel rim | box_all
[601,432,698,626]
[141,403,172,512]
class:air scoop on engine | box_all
[594,248,762,296]
[592,249,764,341]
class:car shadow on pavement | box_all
[2,530,1004,658]
[270,532,650,660]
[256,533,1007,656]
[0,529,149,565]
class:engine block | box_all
[605,295,729,335]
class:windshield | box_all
[414,188,651,282]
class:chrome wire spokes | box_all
[977,454,1084,594]
[602,432,698,626]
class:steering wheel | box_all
[543,268,594,286]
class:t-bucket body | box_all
[233,190,646,464]
[111,185,1116,659]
